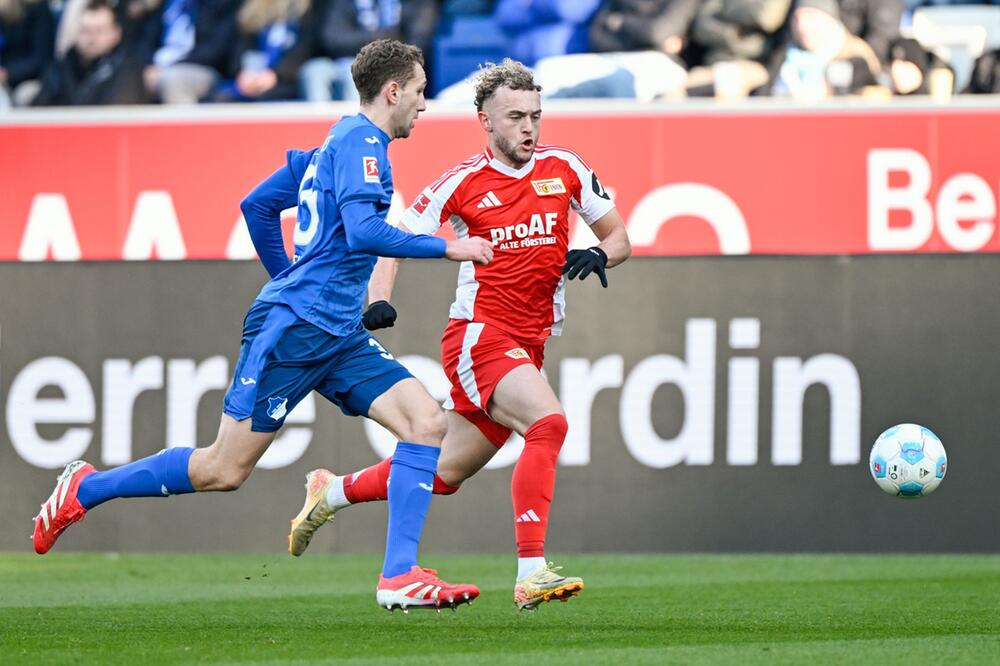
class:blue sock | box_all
[382,441,440,578]
[77,447,195,510]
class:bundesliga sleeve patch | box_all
[531,178,566,196]
[412,192,431,214]
[363,156,380,183]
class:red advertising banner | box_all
[2,105,999,260]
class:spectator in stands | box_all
[436,1,693,103]
[766,0,882,101]
[836,0,904,66]
[887,36,933,95]
[510,0,694,101]
[442,0,494,13]
[56,0,163,65]
[33,0,147,106]
[685,0,793,98]
[221,0,315,101]
[494,0,600,67]
[119,0,166,66]
[568,0,698,100]
[144,0,240,104]
[299,0,438,102]
[966,47,1000,93]
[589,0,700,61]
[0,0,55,108]
[57,0,97,57]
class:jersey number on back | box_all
[294,159,321,254]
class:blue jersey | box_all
[250,113,442,336]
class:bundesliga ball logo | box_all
[869,423,947,498]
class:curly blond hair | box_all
[473,59,542,111]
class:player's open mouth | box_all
[521,140,534,150]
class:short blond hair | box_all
[473,59,541,111]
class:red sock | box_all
[511,413,568,558]
[343,456,459,503]
[343,458,392,503]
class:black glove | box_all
[362,300,397,330]
[562,247,608,288]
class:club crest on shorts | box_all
[267,396,288,420]
[363,156,380,183]
[531,178,566,196]
[505,348,530,360]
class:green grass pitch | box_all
[1,553,998,665]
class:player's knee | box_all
[550,412,569,438]
[525,412,569,449]
[203,465,250,492]
[192,451,252,492]
[214,465,251,492]
[429,410,448,440]
[402,408,447,445]
[534,411,568,436]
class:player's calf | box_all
[191,460,253,492]
[367,378,447,446]
[34,445,199,554]
[187,420,275,491]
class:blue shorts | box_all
[223,300,412,432]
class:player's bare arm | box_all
[364,221,492,330]
[563,208,631,287]
[364,255,404,329]
[446,236,494,264]
[368,255,404,304]
[589,208,631,267]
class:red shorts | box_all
[440,319,545,447]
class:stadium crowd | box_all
[3,0,1000,109]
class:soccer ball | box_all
[869,424,947,498]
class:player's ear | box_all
[478,110,490,131]
[385,80,400,105]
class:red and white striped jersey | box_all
[401,145,615,342]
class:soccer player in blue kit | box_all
[32,39,492,611]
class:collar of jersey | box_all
[484,147,535,179]
[356,112,391,143]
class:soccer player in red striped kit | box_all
[288,59,631,610]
